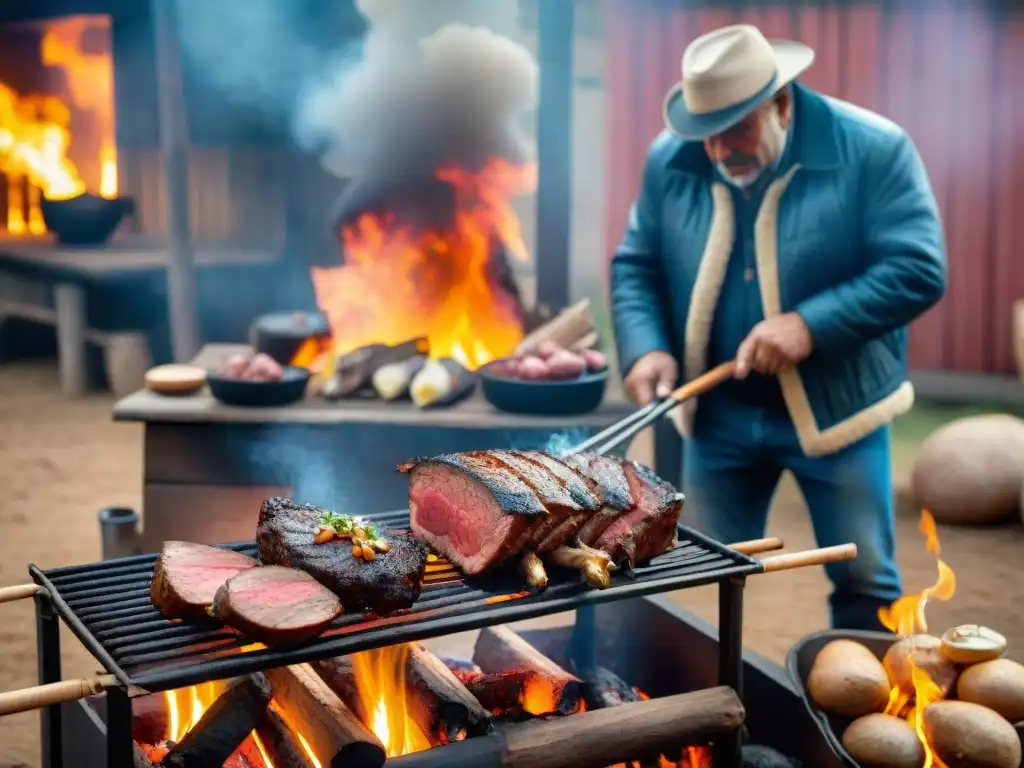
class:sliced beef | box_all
[564,453,634,547]
[405,450,681,577]
[404,453,547,575]
[593,459,683,566]
[151,541,259,620]
[211,566,341,645]
[257,498,428,614]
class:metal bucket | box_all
[785,629,896,768]
[97,507,141,561]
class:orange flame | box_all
[877,510,957,768]
[607,690,711,768]
[350,644,432,757]
[0,15,116,235]
[309,158,535,371]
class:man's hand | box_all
[735,312,814,379]
[624,351,678,405]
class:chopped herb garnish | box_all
[320,511,376,540]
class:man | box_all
[610,24,946,630]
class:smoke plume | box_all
[173,0,536,177]
[297,0,538,178]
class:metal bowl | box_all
[40,193,135,246]
[478,360,609,416]
[206,366,311,407]
[786,629,897,768]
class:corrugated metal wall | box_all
[605,0,1024,374]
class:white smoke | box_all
[292,0,538,177]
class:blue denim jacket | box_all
[610,84,947,456]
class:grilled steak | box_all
[593,459,683,566]
[151,541,259,620]
[257,497,428,614]
[211,565,341,645]
[404,450,682,575]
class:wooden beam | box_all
[534,0,575,315]
[151,0,200,362]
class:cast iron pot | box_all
[40,193,135,246]
[786,629,897,768]
[250,311,331,365]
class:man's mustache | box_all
[723,155,760,169]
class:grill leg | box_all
[36,593,63,768]
[568,604,597,673]
[106,688,133,768]
[714,576,745,768]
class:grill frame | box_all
[32,508,759,768]
[30,509,761,693]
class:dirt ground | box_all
[1,360,1022,767]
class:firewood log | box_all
[385,686,744,768]
[266,663,386,768]
[313,643,492,745]
[255,706,312,768]
[162,674,273,768]
[473,626,582,716]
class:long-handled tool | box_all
[572,360,736,455]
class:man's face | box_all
[703,91,791,186]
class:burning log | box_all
[133,742,156,768]
[162,674,273,768]
[266,663,386,768]
[320,337,428,399]
[313,643,492,745]
[385,686,744,768]
[255,706,312,768]
[576,664,643,711]
[472,626,582,716]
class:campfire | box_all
[132,627,720,768]
[807,510,1024,768]
[0,15,117,234]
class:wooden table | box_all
[0,238,277,397]
[114,344,638,551]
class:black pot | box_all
[250,311,331,365]
[41,193,135,246]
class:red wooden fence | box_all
[604,0,1024,374]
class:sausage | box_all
[247,354,284,381]
[545,350,586,380]
[580,349,608,372]
[219,353,252,378]
[518,356,551,381]
[534,341,562,360]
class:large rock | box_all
[911,414,1024,526]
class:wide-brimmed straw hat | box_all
[663,24,815,141]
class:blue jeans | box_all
[682,393,902,631]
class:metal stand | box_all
[37,593,63,768]
[106,687,133,768]
[714,577,746,768]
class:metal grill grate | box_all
[31,509,762,694]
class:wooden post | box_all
[151,0,200,362]
[534,0,574,316]
[54,282,87,396]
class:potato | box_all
[884,635,958,701]
[924,700,1021,768]
[807,639,891,718]
[958,658,1024,723]
[580,349,608,372]
[545,349,586,380]
[842,713,924,768]
[518,356,551,380]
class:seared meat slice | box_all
[151,541,259,620]
[593,459,683,566]
[211,565,341,645]
[404,451,550,575]
[257,498,427,615]
[563,453,634,546]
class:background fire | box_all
[0,15,116,235]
